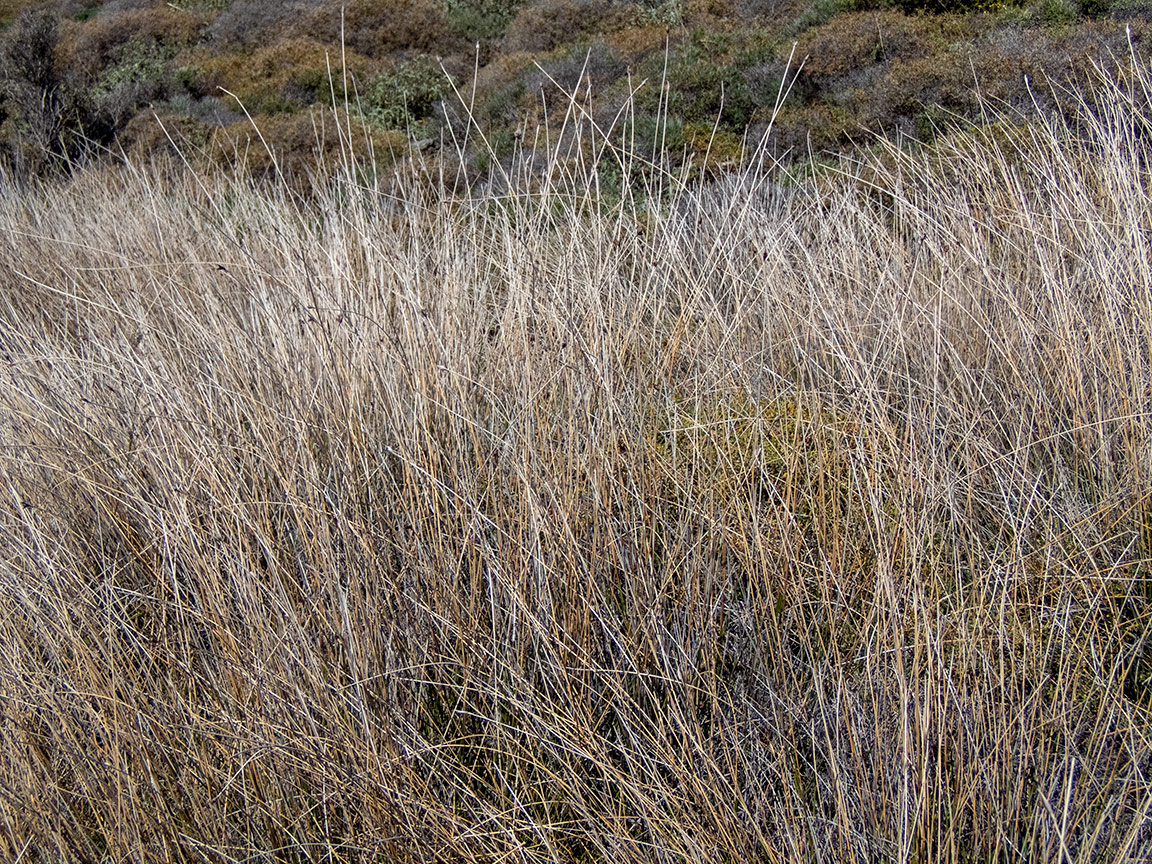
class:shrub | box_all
[795,10,966,85]
[633,29,775,132]
[468,50,535,128]
[0,0,51,28]
[197,38,374,117]
[891,0,1022,13]
[0,8,92,173]
[604,22,669,61]
[164,0,230,9]
[502,0,614,54]
[789,0,880,34]
[1039,0,1084,23]
[304,0,462,59]
[208,0,327,47]
[115,107,212,161]
[210,107,407,184]
[526,39,627,98]
[64,4,209,79]
[633,0,686,26]
[90,35,181,129]
[682,118,744,171]
[359,54,451,134]
[444,0,523,40]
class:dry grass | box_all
[0,46,1150,864]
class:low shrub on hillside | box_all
[632,27,775,133]
[359,54,452,134]
[61,2,207,80]
[195,38,375,117]
[445,0,524,40]
[305,0,463,59]
[209,107,408,184]
[208,0,327,47]
[502,0,615,53]
[0,8,96,173]
[795,9,968,85]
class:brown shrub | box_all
[209,108,408,184]
[60,4,209,80]
[305,0,462,59]
[208,0,326,47]
[767,98,866,152]
[0,0,43,24]
[195,38,376,116]
[502,0,615,54]
[868,52,976,133]
[115,108,212,161]
[782,15,1151,151]
[604,24,669,62]
[681,0,743,28]
[467,51,536,126]
[796,10,970,84]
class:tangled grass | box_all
[0,49,1150,864]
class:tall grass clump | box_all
[0,46,1150,864]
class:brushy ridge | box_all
[0,48,1150,864]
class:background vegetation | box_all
[0,0,1149,180]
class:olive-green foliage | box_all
[444,0,523,40]
[70,3,99,23]
[635,0,686,26]
[790,0,873,34]
[92,36,179,128]
[892,0,1023,12]
[636,28,776,132]
[360,55,451,133]
[1039,0,1082,23]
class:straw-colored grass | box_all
[0,50,1149,864]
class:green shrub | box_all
[92,35,180,128]
[1039,0,1082,23]
[70,4,99,22]
[444,0,522,40]
[360,54,451,134]
[635,0,686,26]
[634,29,775,133]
